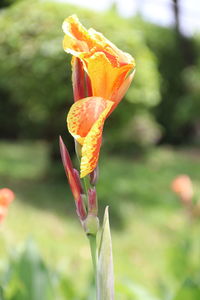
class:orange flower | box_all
[171,175,193,204]
[0,188,15,222]
[63,15,135,177]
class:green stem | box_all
[88,234,97,272]
[88,234,97,290]
[83,175,90,195]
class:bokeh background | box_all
[0,0,200,299]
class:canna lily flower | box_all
[171,175,193,204]
[0,188,15,222]
[63,15,135,177]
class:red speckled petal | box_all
[80,100,113,177]
[67,97,113,145]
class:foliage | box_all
[1,141,200,299]
[1,0,200,149]
[0,240,83,300]
[1,228,200,300]
[132,18,199,144]
[1,240,55,300]
[0,0,160,154]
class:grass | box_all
[0,140,200,298]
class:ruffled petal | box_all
[88,28,135,66]
[63,15,135,106]
[63,15,94,54]
[63,16,135,68]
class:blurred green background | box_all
[0,0,200,299]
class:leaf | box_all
[4,239,55,300]
[172,278,200,300]
[97,206,114,300]
[0,287,5,300]
[116,280,160,300]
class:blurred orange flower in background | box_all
[171,175,193,204]
[63,15,135,178]
[0,188,15,222]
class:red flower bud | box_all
[90,166,99,186]
[88,187,98,216]
[59,136,86,220]
[73,168,84,194]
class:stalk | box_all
[88,233,97,273]
[88,233,98,298]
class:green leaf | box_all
[173,278,200,300]
[97,206,114,300]
[4,239,55,300]
[116,280,160,300]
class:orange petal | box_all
[80,100,113,177]
[109,70,136,114]
[63,16,135,69]
[88,28,135,66]
[63,15,94,54]
[63,16,136,105]
[67,97,113,145]
[84,52,133,100]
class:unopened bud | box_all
[76,195,87,221]
[88,188,98,216]
[83,214,99,236]
[90,166,99,186]
[73,169,84,194]
[59,136,87,221]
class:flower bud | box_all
[90,167,99,186]
[59,136,86,220]
[76,194,87,220]
[73,168,84,194]
[83,214,99,236]
[88,188,98,216]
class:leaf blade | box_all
[97,206,114,300]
